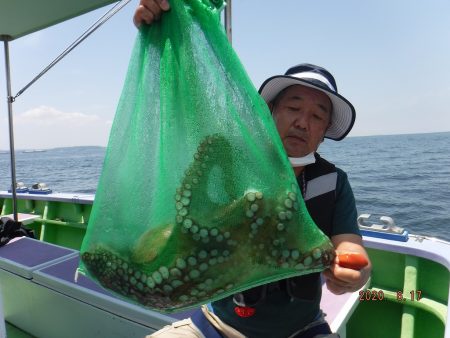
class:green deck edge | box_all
[346,248,448,338]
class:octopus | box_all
[81,134,335,313]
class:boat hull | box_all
[1,192,449,338]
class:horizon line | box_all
[1,130,449,152]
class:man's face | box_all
[271,85,332,157]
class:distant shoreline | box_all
[0,145,106,152]
[0,130,449,152]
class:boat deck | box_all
[0,237,357,338]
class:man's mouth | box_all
[287,135,307,143]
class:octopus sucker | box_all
[284,199,293,209]
[312,248,322,260]
[152,271,163,284]
[187,256,197,266]
[81,134,335,312]
[246,192,256,202]
[291,250,300,260]
[170,268,182,278]
[183,218,193,229]
[171,280,183,288]
[176,258,186,269]
[199,228,208,238]
[277,223,285,231]
[303,256,313,266]
[285,211,293,220]
[159,266,170,279]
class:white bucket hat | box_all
[259,63,356,141]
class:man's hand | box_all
[323,234,372,295]
[133,0,170,28]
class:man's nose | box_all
[293,112,308,130]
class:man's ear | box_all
[268,101,274,114]
[321,123,331,142]
[322,122,332,141]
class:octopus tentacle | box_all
[82,134,335,312]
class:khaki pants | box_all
[146,306,339,338]
[146,305,244,338]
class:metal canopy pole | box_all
[14,0,132,101]
[224,0,232,44]
[0,0,133,222]
[2,37,18,221]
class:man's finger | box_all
[143,0,163,19]
[133,6,154,27]
[134,0,170,27]
[158,0,170,11]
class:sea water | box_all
[321,132,450,241]
[1,132,449,242]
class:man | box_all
[134,2,371,337]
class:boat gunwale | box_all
[363,235,450,270]
[0,191,94,205]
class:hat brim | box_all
[258,75,356,141]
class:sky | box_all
[1,0,450,150]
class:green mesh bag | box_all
[79,0,335,313]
